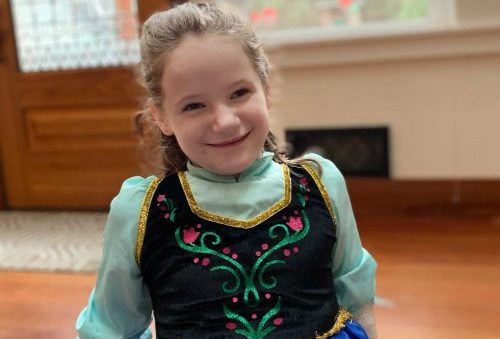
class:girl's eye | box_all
[182,102,205,112]
[230,88,250,99]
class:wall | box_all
[265,1,500,179]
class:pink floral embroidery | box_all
[226,322,237,330]
[286,216,303,231]
[299,177,308,186]
[157,194,165,202]
[273,318,283,326]
[182,227,200,244]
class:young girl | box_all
[76,3,377,338]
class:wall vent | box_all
[286,127,390,177]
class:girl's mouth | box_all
[208,131,251,147]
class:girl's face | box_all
[153,33,270,176]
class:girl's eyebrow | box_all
[226,79,248,89]
[174,94,201,107]
[174,79,252,107]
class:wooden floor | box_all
[1,213,499,339]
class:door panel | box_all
[0,0,175,209]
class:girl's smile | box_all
[153,33,270,176]
[206,131,251,147]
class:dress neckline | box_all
[186,152,275,183]
[178,163,292,229]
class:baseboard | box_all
[346,178,500,217]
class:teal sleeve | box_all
[76,176,155,339]
[306,154,377,312]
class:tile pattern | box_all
[0,211,106,272]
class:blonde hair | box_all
[136,2,304,176]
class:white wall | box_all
[265,1,500,179]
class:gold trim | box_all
[301,162,338,226]
[178,164,292,229]
[315,308,353,339]
[135,177,162,265]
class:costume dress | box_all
[76,153,376,339]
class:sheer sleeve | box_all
[76,176,156,339]
[305,154,377,312]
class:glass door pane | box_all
[10,0,140,72]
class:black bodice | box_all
[138,165,339,339]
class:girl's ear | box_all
[149,99,174,136]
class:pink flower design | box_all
[299,177,308,186]
[286,216,303,231]
[226,322,237,331]
[273,318,283,326]
[182,227,200,244]
[157,194,165,202]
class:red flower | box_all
[182,227,200,244]
[286,216,303,231]
[262,6,277,18]
[157,194,165,202]
[340,0,353,9]
[226,322,237,330]
[299,177,308,186]
[273,317,283,326]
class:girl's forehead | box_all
[161,34,260,91]
[167,33,246,69]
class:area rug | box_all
[0,211,107,272]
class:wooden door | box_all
[0,0,174,209]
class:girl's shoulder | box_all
[301,153,346,186]
[108,176,160,221]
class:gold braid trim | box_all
[301,162,338,226]
[135,177,162,265]
[315,308,353,339]
[178,164,291,229]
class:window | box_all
[10,0,140,72]
[191,0,455,44]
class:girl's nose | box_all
[211,104,240,133]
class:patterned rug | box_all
[0,211,107,272]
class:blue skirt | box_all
[315,308,369,339]
[329,319,369,339]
